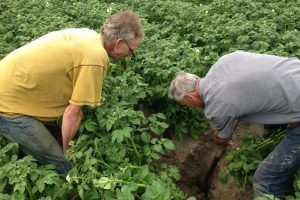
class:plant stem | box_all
[26,181,35,200]
[117,179,147,188]
[256,131,285,151]
[97,159,111,169]
[129,137,141,165]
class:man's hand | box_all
[212,131,231,146]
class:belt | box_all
[289,122,300,128]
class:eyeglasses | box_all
[123,39,135,59]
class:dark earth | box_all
[159,122,264,200]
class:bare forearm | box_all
[62,105,83,154]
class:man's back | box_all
[0,28,108,121]
[201,51,300,124]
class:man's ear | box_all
[115,38,122,46]
[184,93,196,101]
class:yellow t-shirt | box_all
[0,28,109,121]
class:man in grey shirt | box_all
[169,51,300,199]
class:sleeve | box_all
[68,65,106,106]
[209,116,236,139]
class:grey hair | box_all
[169,71,200,101]
[101,10,144,42]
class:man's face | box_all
[109,37,140,61]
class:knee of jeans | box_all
[253,165,264,182]
[253,169,260,181]
[253,179,264,193]
[253,176,271,199]
[253,167,268,192]
[253,173,263,191]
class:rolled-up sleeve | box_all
[68,65,106,107]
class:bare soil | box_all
[159,122,264,200]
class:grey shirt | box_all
[200,51,300,138]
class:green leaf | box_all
[232,161,243,171]
[116,186,134,200]
[169,166,181,181]
[228,163,235,172]
[218,171,229,183]
[225,152,234,161]
[132,119,141,125]
[163,140,176,150]
[112,131,124,143]
[78,185,84,199]
[254,195,279,200]
[85,121,98,132]
[296,180,300,190]
[141,180,170,200]
[239,154,247,160]
[153,144,163,153]
[160,163,168,169]
[151,138,158,144]
[156,121,169,129]
[136,165,150,180]
[156,113,166,120]
[126,182,139,192]
[151,152,161,160]
[148,116,157,123]
[248,162,258,170]
[0,179,7,192]
[152,125,166,135]
[141,132,151,143]
[285,195,295,200]
[122,127,133,138]
[104,191,116,200]
[76,151,83,159]
[106,122,113,131]
[93,177,112,190]
[150,125,161,135]
[37,182,45,192]
[112,127,133,143]
[242,163,250,173]
[30,173,38,182]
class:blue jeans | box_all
[253,124,300,199]
[0,116,72,174]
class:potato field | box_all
[0,0,300,199]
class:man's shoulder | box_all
[218,50,251,61]
[58,28,98,39]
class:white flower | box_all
[107,7,112,13]
[69,141,74,146]
[66,175,71,182]
[272,9,275,12]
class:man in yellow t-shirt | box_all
[0,11,144,174]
